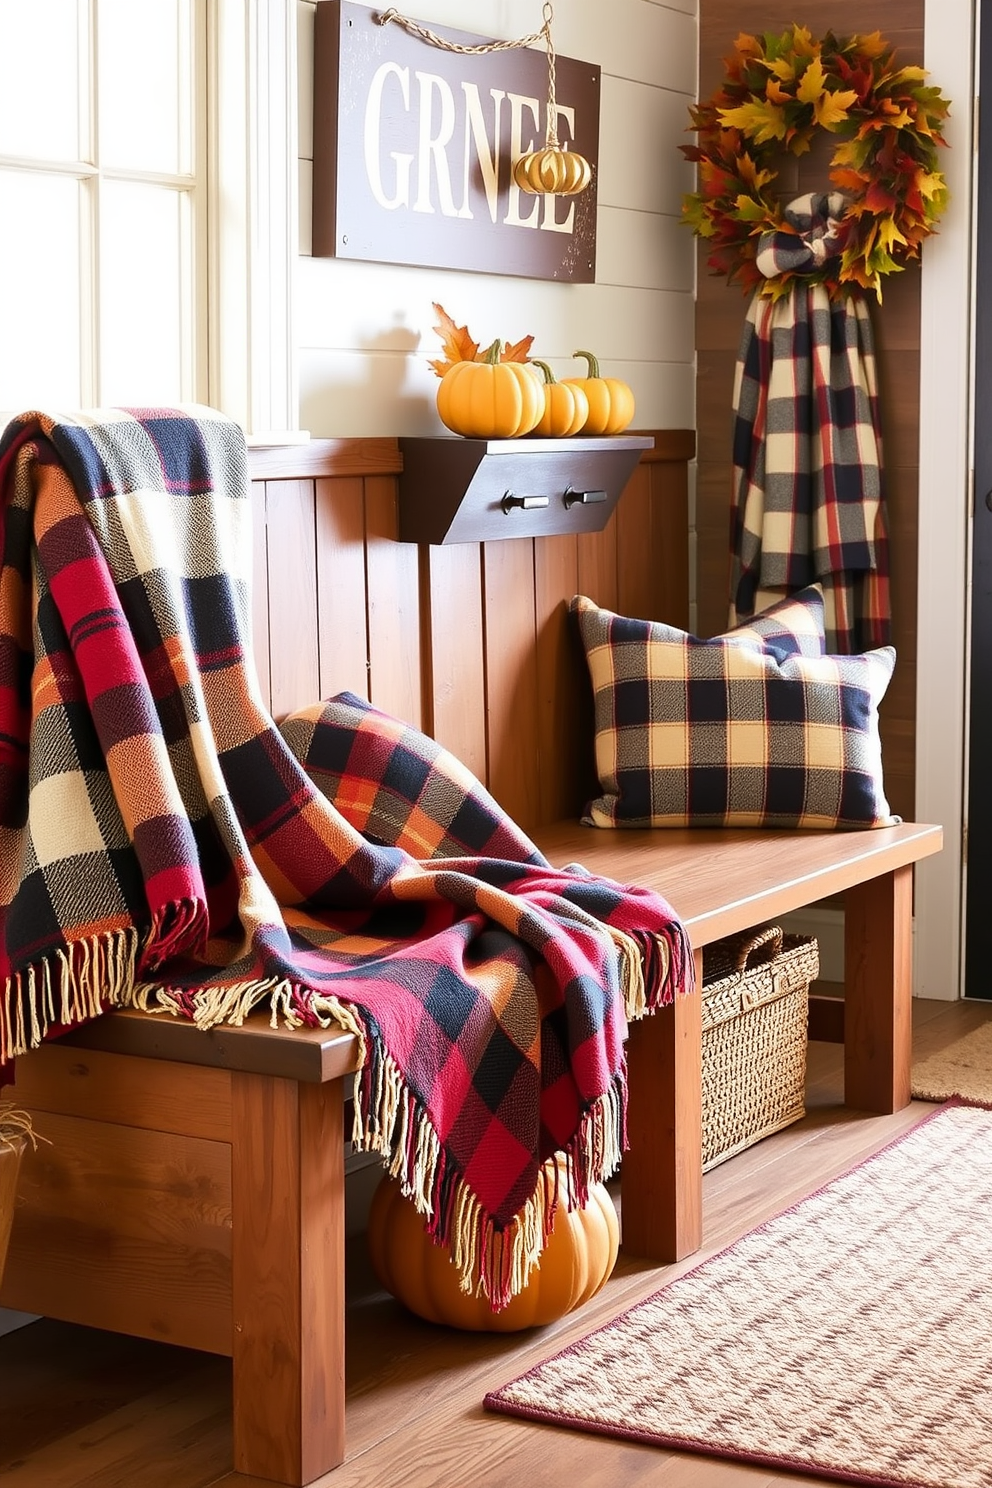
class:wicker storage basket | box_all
[701,925,818,1172]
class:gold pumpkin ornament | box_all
[436,338,544,439]
[563,350,636,435]
[529,359,590,437]
[513,146,592,198]
[367,1158,620,1331]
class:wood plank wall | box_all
[248,433,693,833]
[695,0,924,823]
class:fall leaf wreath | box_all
[682,26,952,299]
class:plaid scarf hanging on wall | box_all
[729,266,891,656]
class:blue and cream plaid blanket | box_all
[730,271,891,655]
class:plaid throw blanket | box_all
[729,274,891,655]
[0,407,694,1308]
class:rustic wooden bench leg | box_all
[231,1071,346,1485]
[621,947,703,1262]
[843,865,913,1114]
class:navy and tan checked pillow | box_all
[570,593,898,830]
[719,584,826,657]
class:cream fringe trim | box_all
[347,1040,625,1307]
[121,979,370,1066]
[607,924,672,1022]
[1,927,141,1064]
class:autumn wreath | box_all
[681,25,951,299]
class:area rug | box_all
[485,1102,992,1488]
[912,1019,992,1104]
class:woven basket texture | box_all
[701,925,818,1171]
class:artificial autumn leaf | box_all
[876,98,915,129]
[736,152,776,192]
[718,98,787,144]
[765,77,792,104]
[877,216,908,253]
[890,65,928,86]
[829,167,866,195]
[916,170,948,202]
[812,87,858,129]
[767,55,798,84]
[915,85,952,123]
[796,54,827,104]
[848,31,891,60]
[864,179,899,214]
[428,302,480,378]
[735,194,772,221]
[501,335,535,364]
[735,32,764,57]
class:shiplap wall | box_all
[296,0,697,437]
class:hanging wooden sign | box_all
[312,1,600,282]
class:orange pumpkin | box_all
[529,360,590,438]
[563,350,636,435]
[367,1161,619,1332]
[436,338,544,439]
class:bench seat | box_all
[1,819,942,1485]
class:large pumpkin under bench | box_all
[0,435,941,1487]
[368,1158,620,1332]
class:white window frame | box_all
[0,0,299,439]
[209,0,301,441]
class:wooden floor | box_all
[2,993,990,1488]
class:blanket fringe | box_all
[123,978,371,1066]
[625,922,696,1015]
[347,1030,626,1311]
[0,927,141,1065]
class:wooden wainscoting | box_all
[248,431,694,834]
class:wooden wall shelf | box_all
[397,434,654,544]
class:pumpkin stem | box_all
[481,339,503,365]
[572,349,600,378]
[530,359,558,385]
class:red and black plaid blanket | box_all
[0,407,693,1308]
[730,277,891,655]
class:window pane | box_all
[99,180,188,406]
[0,0,83,161]
[0,171,81,412]
[99,0,190,175]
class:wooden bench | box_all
[0,435,942,1486]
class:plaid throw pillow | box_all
[570,594,898,830]
[726,584,825,657]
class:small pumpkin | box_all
[436,338,544,439]
[367,1159,619,1332]
[563,350,636,435]
[529,360,590,438]
[512,146,592,197]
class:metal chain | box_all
[375,3,560,148]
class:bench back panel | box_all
[247,434,693,832]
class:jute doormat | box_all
[485,1103,992,1488]
[912,1019,992,1104]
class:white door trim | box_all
[915,0,977,999]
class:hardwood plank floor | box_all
[1,995,988,1488]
